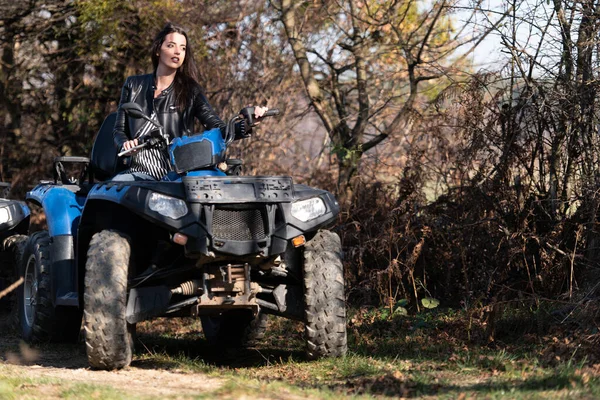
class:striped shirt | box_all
[122,111,172,180]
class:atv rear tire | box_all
[303,230,347,359]
[84,230,134,370]
[17,231,81,342]
[1,234,27,275]
[1,234,27,318]
[201,309,268,347]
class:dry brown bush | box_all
[337,65,600,318]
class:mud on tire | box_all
[303,229,347,359]
[18,231,81,342]
[84,230,134,370]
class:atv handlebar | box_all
[117,141,147,157]
[238,107,280,127]
[263,108,280,117]
[117,133,165,157]
[119,101,281,152]
[225,107,281,145]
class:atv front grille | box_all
[212,207,267,241]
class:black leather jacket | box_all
[113,74,235,150]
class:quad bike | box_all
[0,182,30,314]
[19,103,346,370]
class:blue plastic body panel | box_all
[26,184,85,307]
[183,170,226,178]
[14,202,30,220]
[162,169,226,182]
[26,185,86,236]
[170,128,226,154]
[86,183,130,202]
[169,128,226,168]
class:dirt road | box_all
[0,311,237,400]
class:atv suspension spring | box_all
[172,280,201,295]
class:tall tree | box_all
[271,0,486,201]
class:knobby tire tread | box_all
[19,231,81,342]
[303,230,347,359]
[1,234,27,324]
[84,230,133,370]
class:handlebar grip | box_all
[117,142,147,157]
[263,108,280,117]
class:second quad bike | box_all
[0,182,30,313]
[19,103,347,369]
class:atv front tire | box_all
[84,230,134,370]
[18,231,81,342]
[303,230,347,359]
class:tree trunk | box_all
[0,24,22,182]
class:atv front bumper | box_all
[86,176,339,257]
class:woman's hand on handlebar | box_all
[249,106,269,129]
[235,106,279,140]
[254,106,268,121]
[122,139,139,152]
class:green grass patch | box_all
[0,372,131,400]
[134,351,216,374]
[3,306,600,399]
[129,306,600,398]
[59,383,133,400]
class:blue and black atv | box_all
[0,182,30,313]
[18,103,347,370]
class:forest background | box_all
[2,0,600,353]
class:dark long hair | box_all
[151,23,199,111]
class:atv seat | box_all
[52,112,126,186]
[90,112,128,181]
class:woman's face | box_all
[158,32,186,72]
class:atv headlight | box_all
[0,207,9,224]
[291,197,326,222]
[148,192,188,219]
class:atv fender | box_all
[26,185,85,237]
[26,185,86,307]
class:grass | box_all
[126,305,600,399]
[3,305,600,398]
[0,371,131,400]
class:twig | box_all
[0,277,23,300]
[546,242,568,257]
[570,227,582,299]
[137,338,155,357]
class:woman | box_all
[113,22,266,181]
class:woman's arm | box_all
[191,86,226,131]
[113,77,135,150]
[191,85,268,139]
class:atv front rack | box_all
[182,176,294,203]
